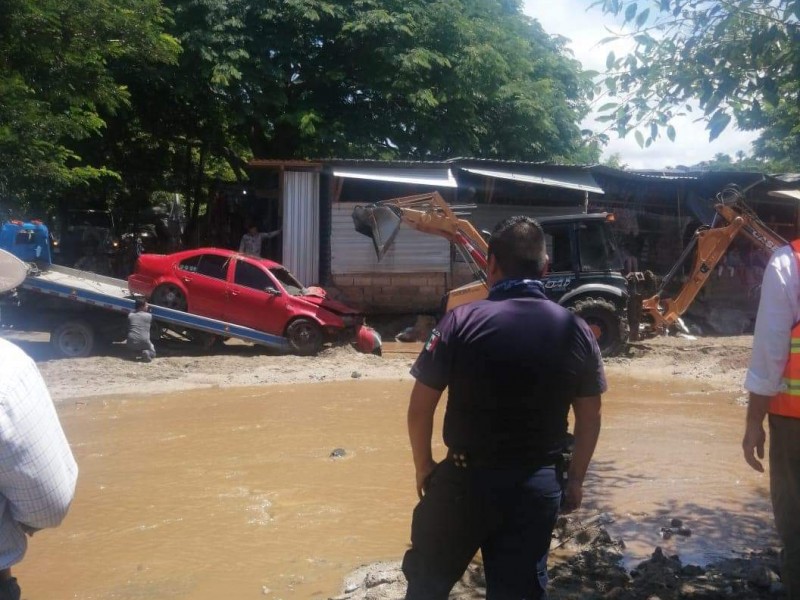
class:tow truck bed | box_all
[8,264,290,354]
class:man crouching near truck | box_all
[402,216,605,599]
[127,299,156,362]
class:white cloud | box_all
[522,0,760,169]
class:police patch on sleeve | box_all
[424,328,441,353]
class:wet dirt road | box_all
[18,375,775,599]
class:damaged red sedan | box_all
[128,247,380,355]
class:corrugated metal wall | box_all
[283,171,320,285]
[331,203,449,274]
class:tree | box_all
[4,0,600,234]
[236,0,598,162]
[95,0,601,239]
[0,0,178,212]
[602,152,627,169]
[590,0,800,156]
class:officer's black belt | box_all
[446,449,557,469]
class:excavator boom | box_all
[640,192,787,335]
[352,192,491,309]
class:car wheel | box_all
[151,283,188,312]
[51,320,95,358]
[285,318,323,356]
[568,297,628,357]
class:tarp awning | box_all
[461,167,604,194]
[331,168,458,188]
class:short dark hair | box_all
[134,299,147,310]
[487,216,547,279]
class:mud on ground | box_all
[2,329,777,598]
[1,330,754,403]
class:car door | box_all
[225,258,288,333]
[175,253,231,319]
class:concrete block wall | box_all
[331,272,449,313]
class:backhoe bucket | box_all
[352,205,402,260]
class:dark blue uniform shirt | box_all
[411,280,607,464]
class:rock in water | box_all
[330,448,347,459]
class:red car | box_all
[128,247,379,355]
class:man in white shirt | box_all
[0,338,78,599]
[238,224,281,257]
[744,242,800,598]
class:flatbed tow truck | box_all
[0,220,295,357]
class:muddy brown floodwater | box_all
[19,374,776,600]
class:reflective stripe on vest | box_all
[770,239,800,418]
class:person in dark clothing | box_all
[403,215,606,600]
[127,299,156,362]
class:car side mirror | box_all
[265,287,280,296]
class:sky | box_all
[522,0,760,169]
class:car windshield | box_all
[269,267,306,295]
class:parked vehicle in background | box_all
[128,247,379,355]
[52,209,119,270]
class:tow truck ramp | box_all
[16,264,290,353]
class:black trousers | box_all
[770,414,800,598]
[0,577,20,600]
[402,460,562,600]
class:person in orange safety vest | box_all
[744,238,800,598]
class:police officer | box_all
[403,215,606,599]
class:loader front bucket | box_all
[352,204,403,261]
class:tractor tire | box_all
[50,320,95,358]
[285,318,323,356]
[568,297,628,357]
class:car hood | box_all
[294,287,360,315]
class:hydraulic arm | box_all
[352,192,492,309]
[641,192,787,334]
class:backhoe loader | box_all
[353,186,789,353]
[352,192,630,356]
[632,185,787,338]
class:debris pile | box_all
[332,513,784,600]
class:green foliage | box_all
[2,0,599,221]
[601,152,627,169]
[0,0,178,211]
[590,0,800,160]
[233,0,597,162]
[688,151,779,173]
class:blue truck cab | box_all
[0,220,52,265]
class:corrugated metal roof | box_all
[248,159,322,169]
[461,167,604,194]
[324,158,452,168]
[448,157,573,168]
[331,203,449,274]
[332,167,458,188]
